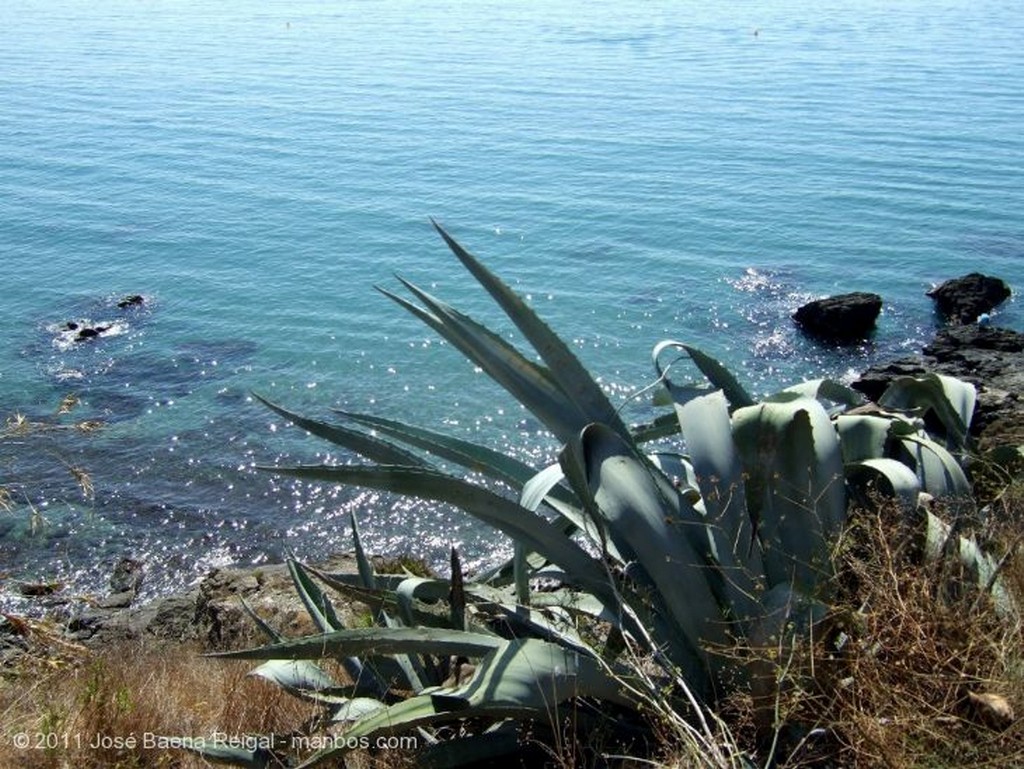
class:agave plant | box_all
[184,223,1009,768]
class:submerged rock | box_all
[117,294,145,309]
[75,325,109,341]
[793,292,883,342]
[927,273,1011,324]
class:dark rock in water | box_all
[75,325,109,341]
[793,292,883,342]
[110,557,145,595]
[117,294,145,309]
[849,358,927,403]
[65,321,79,331]
[924,324,1024,364]
[927,273,1011,324]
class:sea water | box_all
[1,0,1021,605]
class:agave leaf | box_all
[249,660,348,705]
[416,729,524,769]
[631,411,684,443]
[180,740,278,769]
[434,638,631,712]
[328,697,389,722]
[253,393,428,467]
[306,566,510,624]
[239,597,283,644]
[288,560,343,633]
[295,695,448,768]
[375,608,430,693]
[379,280,587,443]
[432,221,631,440]
[846,458,922,510]
[748,582,831,648]
[676,391,764,625]
[335,409,576,507]
[647,452,702,503]
[834,414,894,464]
[287,561,391,698]
[211,627,506,662]
[782,379,865,410]
[653,340,754,411]
[918,509,1013,616]
[479,601,592,654]
[511,543,531,606]
[395,577,453,628]
[294,572,396,619]
[732,396,846,592]
[293,638,633,768]
[520,460,613,565]
[520,460,596,539]
[450,547,467,631]
[896,435,972,499]
[350,512,377,590]
[878,373,976,449]
[563,423,728,686]
[262,464,616,601]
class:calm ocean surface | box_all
[1,0,1021,605]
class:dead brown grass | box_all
[721,492,1024,768]
[0,639,314,769]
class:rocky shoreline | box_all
[853,323,1024,447]
[3,274,1021,663]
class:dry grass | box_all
[0,639,315,769]
[719,492,1024,768]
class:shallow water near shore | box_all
[1,0,1022,607]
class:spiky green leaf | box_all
[254,393,427,467]
[432,221,631,440]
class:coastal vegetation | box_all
[1,227,1022,767]
[187,226,1023,766]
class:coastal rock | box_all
[64,591,199,645]
[853,325,1024,438]
[75,325,110,341]
[793,292,883,342]
[195,555,361,650]
[64,554,364,651]
[110,557,145,595]
[0,615,30,665]
[117,294,145,309]
[927,273,1011,324]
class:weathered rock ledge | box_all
[48,554,365,654]
[852,324,1024,446]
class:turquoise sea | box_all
[1,0,1021,605]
